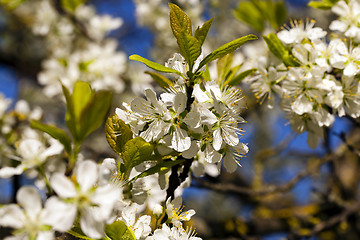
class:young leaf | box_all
[60,0,86,12]
[263,33,299,67]
[31,120,72,155]
[308,0,339,9]
[0,0,28,9]
[129,158,185,182]
[78,90,112,141]
[233,1,265,32]
[105,115,133,156]
[194,18,214,46]
[105,220,136,240]
[177,32,202,71]
[62,83,77,141]
[197,34,257,71]
[72,81,92,122]
[129,55,182,76]
[224,68,257,87]
[122,137,154,175]
[169,3,192,38]
[145,71,174,89]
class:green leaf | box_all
[60,0,86,12]
[72,81,92,122]
[68,223,96,240]
[263,33,299,67]
[129,55,183,76]
[194,18,214,46]
[217,53,234,84]
[224,68,257,87]
[129,158,185,182]
[169,3,192,38]
[30,120,71,154]
[145,71,174,89]
[0,0,27,9]
[122,137,154,175]
[233,1,265,32]
[105,220,136,240]
[62,83,77,141]
[263,33,286,59]
[78,90,112,141]
[197,34,257,71]
[308,0,334,9]
[178,32,202,71]
[105,115,133,156]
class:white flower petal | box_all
[80,207,105,239]
[0,205,25,228]
[212,128,222,151]
[76,160,98,192]
[50,173,77,198]
[17,186,42,218]
[42,197,77,232]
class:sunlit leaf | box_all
[129,55,182,76]
[105,220,136,240]
[105,115,133,156]
[145,71,174,89]
[197,34,257,71]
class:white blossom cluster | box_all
[246,0,360,147]
[0,154,198,240]
[117,54,249,173]
[14,0,127,97]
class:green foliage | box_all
[68,224,96,240]
[105,220,136,240]
[195,18,214,46]
[30,120,71,154]
[169,3,203,71]
[105,115,133,156]
[233,0,287,32]
[130,158,185,182]
[122,137,154,176]
[145,71,174,89]
[62,81,112,144]
[196,34,257,72]
[60,0,86,12]
[129,55,184,77]
[225,68,257,87]
[0,0,27,9]
[308,0,340,9]
[263,33,300,67]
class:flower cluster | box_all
[117,54,249,173]
[13,0,127,97]
[246,2,360,147]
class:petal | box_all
[174,92,187,114]
[212,128,222,151]
[222,127,239,147]
[223,153,237,173]
[171,127,191,152]
[204,145,222,163]
[42,197,77,232]
[344,62,359,76]
[76,160,98,192]
[80,207,105,239]
[0,205,25,228]
[17,186,42,218]
[182,140,199,159]
[50,173,77,198]
[36,231,54,240]
[0,165,25,178]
